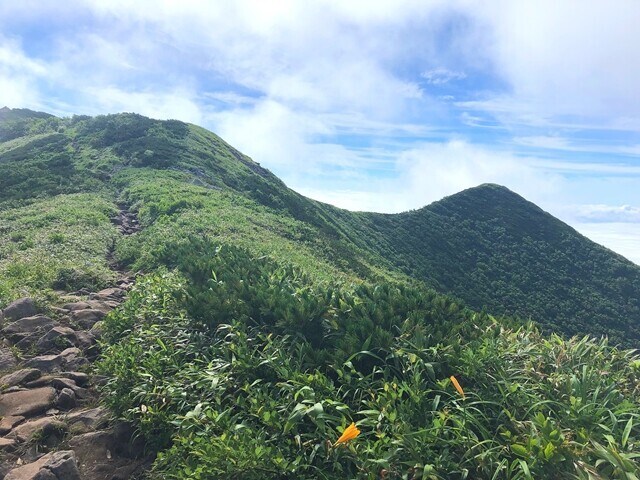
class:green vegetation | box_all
[2,108,640,477]
[99,243,640,479]
[364,185,640,346]
[0,193,118,302]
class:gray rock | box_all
[0,415,25,435]
[56,388,76,410]
[0,387,56,417]
[70,309,105,329]
[51,376,76,389]
[66,407,109,434]
[0,368,41,388]
[8,416,66,442]
[4,450,80,480]
[44,450,81,480]
[24,354,64,373]
[36,327,78,352]
[74,330,96,350]
[0,345,18,372]
[61,302,90,311]
[59,347,88,370]
[3,315,58,344]
[85,300,115,313]
[24,375,54,389]
[90,287,125,300]
[3,298,38,322]
[60,371,90,387]
[0,437,16,450]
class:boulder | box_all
[36,327,78,352]
[42,450,81,479]
[24,354,64,373]
[70,309,106,329]
[8,416,66,442]
[0,345,18,372]
[0,368,41,388]
[2,316,58,344]
[0,415,25,435]
[91,287,125,300]
[24,375,55,389]
[56,388,76,410]
[60,347,87,370]
[0,437,16,450]
[0,387,56,417]
[85,300,115,313]
[60,371,90,387]
[66,407,109,434]
[2,298,38,322]
[4,450,80,480]
[74,330,96,350]
[61,302,90,311]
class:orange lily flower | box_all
[450,375,465,399]
[334,422,361,446]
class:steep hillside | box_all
[362,184,640,345]
[1,109,639,348]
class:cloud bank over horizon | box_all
[0,0,638,263]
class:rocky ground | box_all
[0,205,149,479]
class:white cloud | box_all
[296,140,564,213]
[466,1,640,126]
[421,67,466,85]
[0,36,46,108]
[574,222,640,266]
[564,204,640,224]
[85,86,204,124]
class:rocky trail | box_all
[0,204,149,479]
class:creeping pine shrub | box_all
[98,242,640,479]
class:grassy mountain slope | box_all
[360,184,640,345]
[1,109,640,346]
[1,109,640,478]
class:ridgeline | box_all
[1,109,639,479]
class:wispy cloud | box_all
[0,0,638,262]
[421,67,466,85]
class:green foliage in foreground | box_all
[99,243,640,479]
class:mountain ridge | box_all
[1,108,640,478]
[1,108,639,346]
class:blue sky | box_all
[1,0,639,264]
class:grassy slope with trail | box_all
[1,109,640,478]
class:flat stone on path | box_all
[66,407,108,434]
[71,309,106,329]
[0,387,56,417]
[2,315,57,343]
[0,415,24,435]
[62,301,91,311]
[24,354,65,373]
[0,368,41,388]
[0,437,16,450]
[4,450,80,480]
[8,416,66,442]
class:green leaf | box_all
[511,444,529,457]
[543,442,555,460]
[622,417,633,449]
